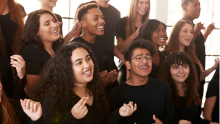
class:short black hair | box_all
[124,39,155,62]
[76,3,99,22]
[181,0,193,8]
[136,19,166,42]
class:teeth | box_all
[140,67,147,69]
[97,26,103,29]
[52,30,57,33]
[84,70,90,74]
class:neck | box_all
[74,83,88,95]
[95,0,109,8]
[179,44,185,52]
[81,30,96,44]
[40,5,53,12]
[135,14,143,27]
[182,15,194,23]
[43,41,53,50]
[127,74,149,86]
[154,44,160,55]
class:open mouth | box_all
[97,26,104,30]
[83,69,92,76]
[159,37,166,43]
[51,29,58,35]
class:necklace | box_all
[44,47,54,54]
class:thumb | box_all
[58,22,62,26]
[153,115,160,122]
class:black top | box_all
[75,1,121,67]
[108,77,176,124]
[0,55,27,99]
[54,13,63,36]
[194,32,205,69]
[116,16,129,41]
[149,51,166,78]
[0,4,26,59]
[42,91,121,124]
[20,44,51,75]
[71,36,111,72]
[0,99,44,124]
[206,64,219,123]
[174,97,210,124]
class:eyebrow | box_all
[73,55,90,63]
[136,53,151,56]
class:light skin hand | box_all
[152,115,163,124]
[205,23,215,35]
[194,22,204,38]
[212,58,219,70]
[107,70,118,83]
[10,55,26,79]
[100,70,108,84]
[119,101,137,117]
[20,99,42,121]
[179,120,191,124]
[71,97,89,119]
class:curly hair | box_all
[157,51,201,108]
[136,19,167,42]
[17,9,63,54]
[32,42,108,117]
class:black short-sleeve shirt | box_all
[20,44,51,75]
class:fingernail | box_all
[86,97,89,99]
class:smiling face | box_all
[137,0,150,16]
[71,48,94,84]
[178,23,194,48]
[39,0,57,8]
[126,48,152,78]
[184,0,201,19]
[151,23,167,47]
[81,8,105,36]
[170,63,190,83]
[37,13,60,43]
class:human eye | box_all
[136,56,142,61]
[76,61,82,65]
[52,18,57,23]
[86,56,91,61]
[183,64,189,68]
[44,21,49,26]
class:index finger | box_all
[75,97,86,108]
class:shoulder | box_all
[149,77,170,89]
[71,36,84,43]
[17,3,27,17]
[21,44,40,54]
[108,4,120,14]
[54,13,62,21]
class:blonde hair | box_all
[126,0,150,38]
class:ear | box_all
[182,5,188,12]
[126,61,131,70]
[80,20,87,28]
[37,31,40,36]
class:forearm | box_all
[64,30,77,45]
[200,67,215,81]
[117,35,136,53]
[114,46,124,62]
[203,32,209,42]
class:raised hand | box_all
[153,115,163,124]
[205,23,215,35]
[100,70,109,84]
[132,28,140,39]
[194,22,204,38]
[20,99,42,121]
[179,120,191,124]
[119,101,137,117]
[71,20,81,34]
[107,70,118,83]
[71,97,88,119]
[212,58,219,70]
[10,55,25,79]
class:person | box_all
[18,9,64,97]
[32,42,136,124]
[181,0,215,93]
[116,0,150,83]
[71,3,118,91]
[163,20,219,98]
[204,64,219,123]
[109,39,175,124]
[74,0,123,68]
[136,19,167,78]
[38,0,81,44]
[0,0,26,59]
[0,55,43,124]
[158,51,218,124]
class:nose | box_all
[83,60,90,68]
[51,21,59,28]
[179,66,184,73]
[99,18,105,25]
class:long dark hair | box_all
[157,51,201,108]
[32,42,108,116]
[17,9,63,54]
[136,19,166,42]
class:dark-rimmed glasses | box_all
[130,54,153,62]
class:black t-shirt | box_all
[71,36,111,72]
[116,16,130,41]
[149,51,166,78]
[75,1,121,68]
[194,32,205,69]
[20,44,51,75]
[42,91,120,124]
[174,97,210,124]
[206,65,219,123]
[0,4,26,59]
[0,99,44,124]
[108,77,176,124]
[55,13,63,36]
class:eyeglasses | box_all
[130,54,153,62]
